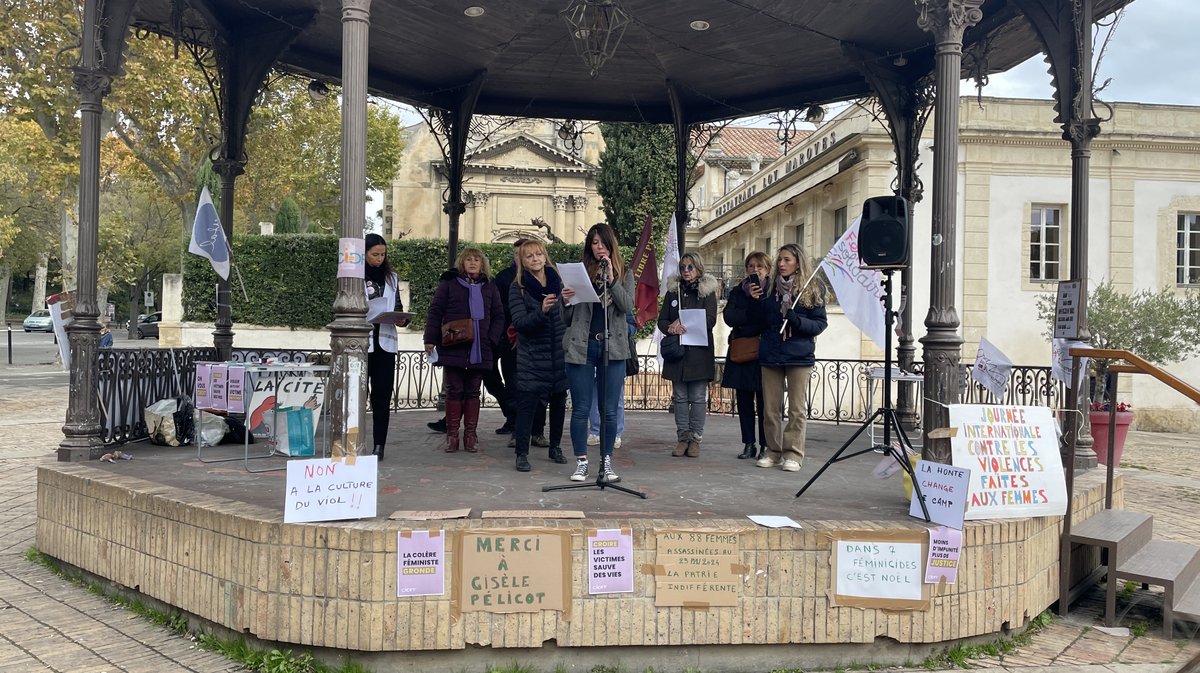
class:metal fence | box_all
[97,347,1065,444]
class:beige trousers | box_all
[761,365,811,463]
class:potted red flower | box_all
[1088,401,1133,466]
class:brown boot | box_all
[685,438,700,457]
[444,399,462,453]
[463,397,481,452]
[671,438,689,457]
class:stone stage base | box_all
[35,410,1115,672]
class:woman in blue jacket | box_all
[755,243,828,472]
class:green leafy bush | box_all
[183,236,587,329]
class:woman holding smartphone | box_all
[756,243,828,472]
[721,251,771,460]
[508,238,568,471]
[560,222,632,484]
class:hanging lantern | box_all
[561,0,631,79]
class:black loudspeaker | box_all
[858,195,909,270]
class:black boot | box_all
[373,444,386,461]
[515,453,531,472]
[738,443,756,459]
[756,443,767,460]
[427,417,446,433]
[548,446,566,464]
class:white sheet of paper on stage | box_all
[678,309,708,346]
[748,515,802,529]
[370,311,412,325]
[949,404,1067,520]
[556,262,601,305]
[285,456,377,523]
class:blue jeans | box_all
[589,386,625,436]
[672,380,708,442]
[566,338,625,457]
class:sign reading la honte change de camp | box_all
[949,404,1067,520]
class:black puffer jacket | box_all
[720,282,766,391]
[508,268,568,394]
[658,274,720,383]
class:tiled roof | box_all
[705,127,798,161]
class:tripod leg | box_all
[795,408,885,498]
[883,410,931,522]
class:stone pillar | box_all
[472,192,490,243]
[211,158,244,360]
[573,196,589,235]
[60,60,110,461]
[553,194,568,233]
[327,0,373,459]
[916,0,982,463]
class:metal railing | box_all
[96,347,1064,444]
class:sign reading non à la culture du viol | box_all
[949,404,1067,520]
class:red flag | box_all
[629,214,659,327]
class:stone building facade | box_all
[696,97,1200,431]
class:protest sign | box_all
[284,457,377,523]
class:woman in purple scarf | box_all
[424,247,505,453]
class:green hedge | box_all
[182,236,588,329]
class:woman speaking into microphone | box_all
[559,223,631,484]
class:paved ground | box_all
[1,367,1197,673]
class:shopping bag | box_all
[283,406,315,457]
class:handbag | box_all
[660,333,685,362]
[728,336,760,364]
[441,318,475,347]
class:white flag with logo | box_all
[971,337,1013,400]
[188,186,231,280]
[659,213,680,297]
[818,217,887,350]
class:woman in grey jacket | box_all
[560,222,632,484]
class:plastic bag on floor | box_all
[196,410,228,447]
[145,396,195,446]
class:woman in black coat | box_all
[423,247,505,454]
[721,250,771,460]
[659,252,719,458]
[507,239,568,471]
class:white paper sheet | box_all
[678,308,708,346]
[748,515,802,529]
[556,262,601,305]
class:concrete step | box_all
[1114,539,1200,637]
[1175,577,1200,625]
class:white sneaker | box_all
[781,459,802,472]
[586,434,600,446]
[756,456,780,468]
[614,436,623,449]
[570,459,589,481]
[600,455,620,483]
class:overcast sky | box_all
[987,0,1200,106]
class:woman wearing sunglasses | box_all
[659,253,719,457]
[756,243,828,472]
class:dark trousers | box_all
[499,346,545,433]
[445,367,484,401]
[736,388,766,446]
[368,348,396,446]
[514,390,566,455]
[483,350,513,424]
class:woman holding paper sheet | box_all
[658,252,718,458]
[755,243,828,472]
[364,233,408,460]
[559,222,631,484]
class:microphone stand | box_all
[544,259,646,499]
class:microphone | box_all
[599,257,609,267]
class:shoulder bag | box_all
[441,318,474,347]
[660,333,685,362]
[728,336,760,364]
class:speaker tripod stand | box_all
[794,268,930,522]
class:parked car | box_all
[136,311,162,339]
[23,309,53,332]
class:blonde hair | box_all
[454,246,491,278]
[769,243,826,308]
[515,239,554,288]
[744,250,771,272]
[678,252,706,278]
